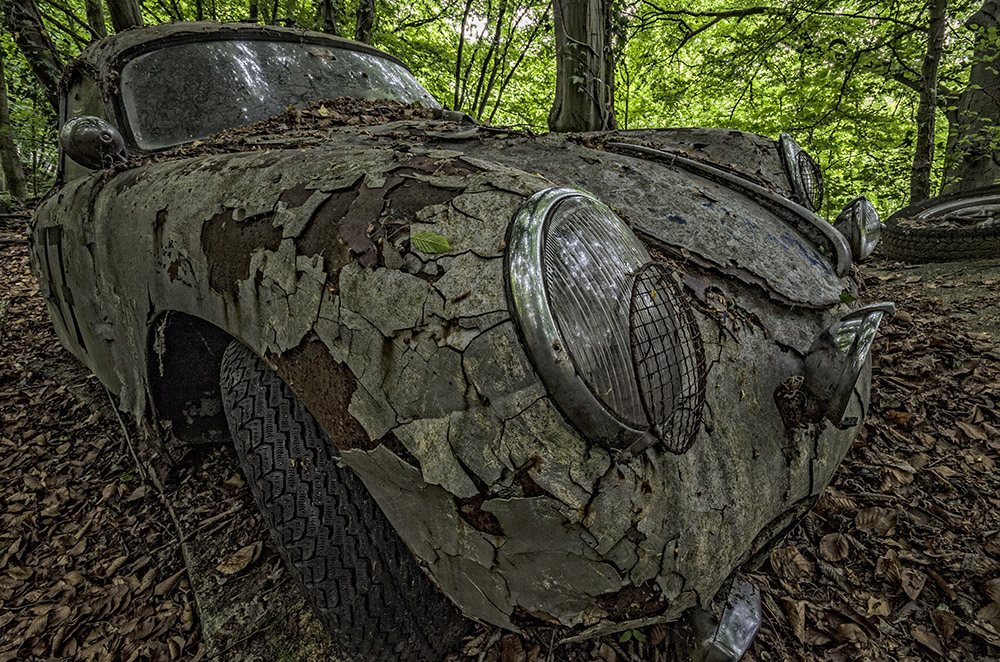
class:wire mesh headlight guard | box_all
[505,188,707,458]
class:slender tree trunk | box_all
[909,0,948,205]
[472,0,507,119]
[196,0,204,21]
[1,0,64,114]
[942,0,1000,193]
[355,0,374,43]
[454,0,473,110]
[249,0,258,21]
[0,49,28,200]
[488,2,550,124]
[317,0,338,34]
[105,0,144,31]
[548,0,617,132]
[84,0,107,39]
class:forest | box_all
[3,0,1000,221]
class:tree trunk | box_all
[0,49,28,200]
[105,0,144,32]
[355,0,374,44]
[1,0,64,114]
[548,0,617,132]
[84,0,107,39]
[317,0,338,34]
[941,0,1000,194]
[909,0,948,205]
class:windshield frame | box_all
[108,28,433,153]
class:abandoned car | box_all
[31,21,892,662]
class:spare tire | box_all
[883,185,1000,263]
[219,340,470,662]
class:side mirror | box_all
[60,116,127,170]
[804,302,895,427]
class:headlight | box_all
[779,133,824,212]
[834,195,882,261]
[506,188,706,456]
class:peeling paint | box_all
[34,83,873,639]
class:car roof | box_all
[63,20,404,87]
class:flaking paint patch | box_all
[339,263,429,337]
[462,322,545,420]
[394,417,478,497]
[236,239,324,354]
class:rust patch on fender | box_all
[385,179,457,226]
[295,178,363,285]
[271,336,369,452]
[272,336,420,466]
[279,183,318,208]
[456,493,505,536]
[201,209,281,295]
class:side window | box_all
[62,74,107,181]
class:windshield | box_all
[120,39,439,150]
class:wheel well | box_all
[148,311,235,447]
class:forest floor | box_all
[1,203,999,661]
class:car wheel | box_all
[883,185,1000,263]
[219,340,470,662]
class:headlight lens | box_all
[834,195,882,261]
[779,133,824,212]
[506,188,706,455]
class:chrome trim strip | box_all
[505,187,647,449]
[607,141,853,278]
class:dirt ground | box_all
[2,202,999,662]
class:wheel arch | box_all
[147,310,236,447]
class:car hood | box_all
[129,111,849,308]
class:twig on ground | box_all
[103,385,149,482]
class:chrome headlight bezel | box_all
[779,133,824,212]
[505,188,706,456]
[834,195,882,261]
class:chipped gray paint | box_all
[33,64,875,640]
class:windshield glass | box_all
[120,39,439,150]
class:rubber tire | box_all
[219,341,469,662]
[883,186,1000,263]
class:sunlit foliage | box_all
[1,0,993,214]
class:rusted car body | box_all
[31,21,888,658]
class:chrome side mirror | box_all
[805,302,895,426]
[60,116,127,170]
[835,195,882,262]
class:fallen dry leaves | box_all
[746,252,1000,662]
[0,211,202,661]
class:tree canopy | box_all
[2,0,998,218]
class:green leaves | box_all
[619,628,646,643]
[410,230,451,254]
